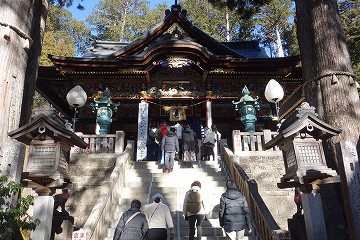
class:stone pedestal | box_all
[302,193,327,240]
[30,196,54,240]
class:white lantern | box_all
[66,85,87,131]
[264,79,284,103]
[66,85,87,108]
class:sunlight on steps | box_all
[102,160,258,240]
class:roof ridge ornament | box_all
[165,1,187,18]
[296,102,318,118]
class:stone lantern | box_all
[232,86,260,132]
[264,102,341,240]
[264,102,340,186]
[91,87,120,134]
[8,113,88,189]
[8,112,88,240]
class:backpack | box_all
[187,191,202,213]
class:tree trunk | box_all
[226,6,230,42]
[295,0,360,239]
[0,0,48,183]
[295,0,360,149]
[275,24,284,57]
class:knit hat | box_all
[152,193,164,203]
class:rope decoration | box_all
[163,106,188,121]
[146,100,206,122]
[147,100,206,107]
[0,21,33,47]
[303,71,357,87]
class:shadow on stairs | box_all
[104,160,258,240]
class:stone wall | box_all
[67,153,117,228]
[235,153,296,230]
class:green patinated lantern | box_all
[232,86,260,132]
[91,87,120,134]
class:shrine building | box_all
[36,3,303,150]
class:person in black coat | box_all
[113,199,149,240]
[147,127,159,161]
[219,180,252,240]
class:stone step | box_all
[109,216,222,228]
[120,186,226,194]
[124,177,228,187]
[125,175,228,185]
[119,191,224,200]
[132,161,224,171]
[103,159,255,240]
[132,160,222,167]
[106,226,225,238]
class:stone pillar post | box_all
[115,131,125,153]
[301,184,327,240]
[336,141,360,239]
[232,130,242,154]
[206,99,218,160]
[206,99,212,128]
[136,101,148,161]
[30,187,54,240]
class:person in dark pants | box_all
[113,199,149,240]
[161,127,179,173]
[147,127,159,161]
[219,180,252,240]
[174,121,183,160]
[183,181,207,240]
[144,193,175,240]
[182,124,197,167]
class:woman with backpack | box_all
[183,181,207,240]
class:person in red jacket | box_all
[159,121,169,140]
[156,120,169,163]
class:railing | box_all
[82,140,134,240]
[231,130,280,159]
[73,131,125,154]
[221,143,290,240]
[233,130,279,153]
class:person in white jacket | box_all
[183,181,207,240]
[144,193,174,240]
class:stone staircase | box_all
[102,160,257,240]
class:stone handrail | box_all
[221,143,290,240]
[83,140,134,240]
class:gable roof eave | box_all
[110,7,246,58]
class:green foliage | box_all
[179,0,256,41]
[253,0,296,56]
[86,0,159,42]
[207,0,271,19]
[0,173,40,240]
[282,24,300,56]
[339,0,360,80]
[40,31,75,66]
[40,4,92,62]
[49,0,84,10]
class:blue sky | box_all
[67,0,175,21]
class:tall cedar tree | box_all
[208,0,360,239]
